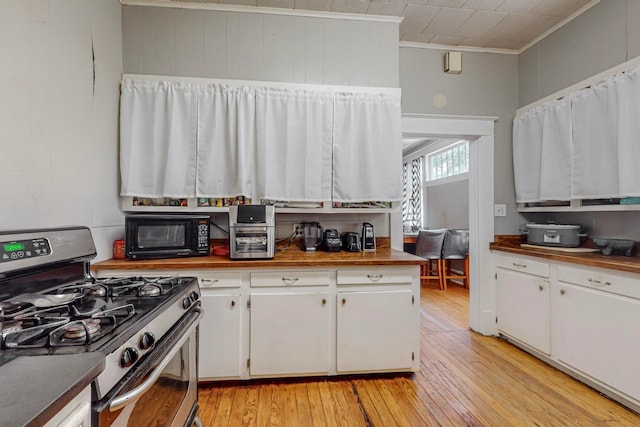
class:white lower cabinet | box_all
[336,290,415,372]
[199,293,242,379]
[249,292,330,376]
[496,267,550,355]
[555,268,640,402]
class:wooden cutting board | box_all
[520,244,600,253]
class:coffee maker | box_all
[301,222,323,252]
[361,222,376,252]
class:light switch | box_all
[494,204,506,217]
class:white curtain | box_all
[571,80,619,199]
[539,98,572,201]
[332,92,402,202]
[120,79,197,197]
[255,88,333,202]
[615,65,640,197]
[196,84,255,198]
[513,105,544,203]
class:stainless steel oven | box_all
[95,304,202,426]
[0,226,204,427]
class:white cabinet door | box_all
[199,293,242,379]
[555,283,640,400]
[250,292,330,376]
[496,269,550,355]
[336,290,414,372]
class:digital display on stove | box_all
[3,242,25,252]
[0,238,51,263]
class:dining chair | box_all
[414,229,447,290]
[442,229,470,289]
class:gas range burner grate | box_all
[1,303,136,349]
[98,276,184,297]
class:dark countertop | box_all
[490,235,640,275]
[0,353,104,426]
[92,238,425,271]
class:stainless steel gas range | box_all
[0,226,203,426]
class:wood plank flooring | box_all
[197,285,640,426]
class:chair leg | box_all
[464,256,470,288]
[439,259,446,290]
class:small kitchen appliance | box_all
[301,222,323,252]
[522,223,587,248]
[125,214,210,260]
[229,205,275,259]
[321,229,342,252]
[361,222,376,252]
[341,232,361,252]
[0,226,203,426]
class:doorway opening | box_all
[402,114,496,336]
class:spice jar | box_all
[113,239,125,259]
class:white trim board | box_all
[121,0,403,23]
[517,54,640,116]
[122,74,401,95]
[401,114,496,336]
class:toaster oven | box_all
[229,205,275,259]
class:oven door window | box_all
[100,335,196,427]
[234,230,268,253]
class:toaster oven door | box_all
[231,227,270,258]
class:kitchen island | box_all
[93,239,426,382]
[491,235,640,413]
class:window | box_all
[402,157,423,232]
[427,140,469,181]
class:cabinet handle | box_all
[538,285,544,291]
[322,298,327,305]
[512,262,527,268]
[587,277,612,286]
[231,300,236,307]
[282,277,299,284]
[342,298,346,305]
[560,289,565,295]
[201,278,220,287]
[367,273,383,281]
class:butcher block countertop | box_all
[491,235,640,275]
[92,238,425,271]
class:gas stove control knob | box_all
[183,297,192,309]
[139,332,156,350]
[190,291,200,301]
[120,347,139,368]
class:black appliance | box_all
[301,222,323,252]
[361,222,376,252]
[341,232,361,252]
[125,214,210,259]
[228,205,275,259]
[321,229,342,252]
[0,226,203,426]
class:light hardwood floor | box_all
[197,284,640,426]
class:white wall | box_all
[400,48,518,235]
[122,5,399,87]
[0,0,123,261]
[426,179,469,230]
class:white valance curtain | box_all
[513,63,640,202]
[332,92,402,202]
[197,85,255,198]
[255,88,333,202]
[120,80,197,197]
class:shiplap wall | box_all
[122,5,399,87]
[0,0,123,261]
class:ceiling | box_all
[176,0,598,52]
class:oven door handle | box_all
[109,307,203,412]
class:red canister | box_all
[113,239,125,259]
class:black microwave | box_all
[125,214,210,260]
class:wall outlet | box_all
[292,223,303,234]
[494,204,507,217]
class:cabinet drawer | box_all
[557,265,640,300]
[198,272,242,289]
[337,269,412,285]
[250,270,330,287]
[496,255,549,278]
